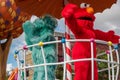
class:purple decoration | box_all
[0,13,2,17]
[6,0,11,7]
[5,20,9,25]
[13,16,18,22]
[16,8,21,15]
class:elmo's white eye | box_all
[80,3,90,8]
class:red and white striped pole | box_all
[63,0,72,80]
[65,24,72,80]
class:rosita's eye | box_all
[80,3,90,8]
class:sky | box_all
[7,0,120,71]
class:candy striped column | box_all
[65,25,72,80]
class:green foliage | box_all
[97,51,108,80]
[5,76,8,80]
[55,65,63,80]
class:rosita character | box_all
[22,15,58,80]
[62,3,120,80]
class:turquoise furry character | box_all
[22,15,58,80]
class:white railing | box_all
[15,39,120,80]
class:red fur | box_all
[62,3,119,80]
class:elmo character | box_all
[62,3,119,80]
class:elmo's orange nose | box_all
[86,7,94,14]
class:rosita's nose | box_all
[86,7,94,14]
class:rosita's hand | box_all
[61,3,78,18]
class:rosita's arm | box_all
[25,35,33,51]
[94,29,119,44]
[62,4,83,35]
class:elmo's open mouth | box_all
[77,16,93,21]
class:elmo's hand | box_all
[61,4,78,18]
[107,30,115,35]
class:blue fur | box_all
[22,15,58,80]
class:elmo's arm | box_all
[62,4,83,35]
[94,29,119,43]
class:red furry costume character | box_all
[62,3,120,80]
